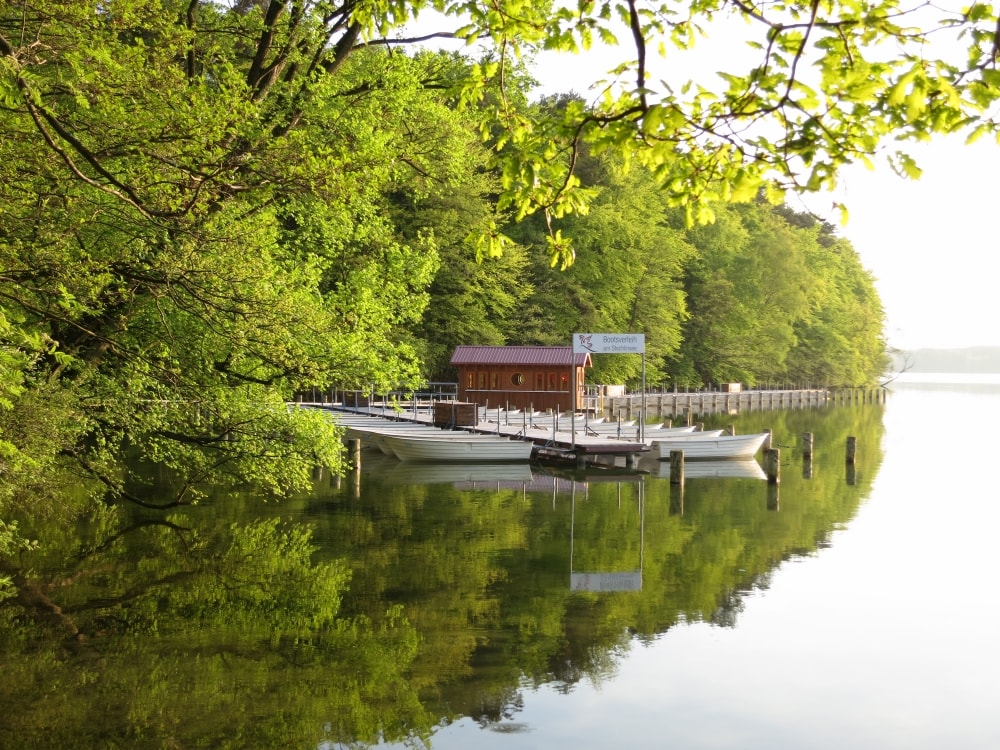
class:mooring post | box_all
[764,447,780,484]
[670,449,684,484]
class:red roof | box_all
[450,345,591,367]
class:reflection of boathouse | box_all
[450,345,591,413]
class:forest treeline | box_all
[413,129,889,389]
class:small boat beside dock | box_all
[652,432,769,460]
[380,433,534,462]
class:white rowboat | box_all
[381,434,534,462]
[654,432,769,460]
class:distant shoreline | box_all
[891,346,1000,374]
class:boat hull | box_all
[382,434,534,462]
[654,432,768,460]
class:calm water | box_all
[3,375,999,749]
[396,374,1000,750]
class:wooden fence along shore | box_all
[599,387,885,422]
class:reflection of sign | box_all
[573,333,646,354]
[570,571,643,592]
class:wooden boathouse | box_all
[450,345,591,413]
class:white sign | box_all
[573,332,645,354]
[570,571,643,592]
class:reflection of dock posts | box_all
[767,483,780,510]
[764,447,780,484]
[669,450,684,484]
[802,432,814,459]
[669,478,684,515]
[349,438,362,497]
[846,435,857,485]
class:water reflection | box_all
[0,403,886,748]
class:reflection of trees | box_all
[0,503,435,749]
[0,404,885,746]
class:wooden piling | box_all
[669,450,684,484]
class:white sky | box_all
[819,139,1000,351]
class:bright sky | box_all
[819,138,1000,352]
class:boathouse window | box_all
[535,373,544,390]
[511,373,524,386]
[547,372,557,390]
[491,371,499,389]
[478,372,487,389]
[466,372,474,389]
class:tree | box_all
[0,5,474,516]
[471,1,1000,265]
[507,148,693,384]
[664,199,885,387]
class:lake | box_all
[2,374,999,749]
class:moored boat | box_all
[381,433,534,462]
[653,431,769,460]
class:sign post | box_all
[572,333,647,448]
